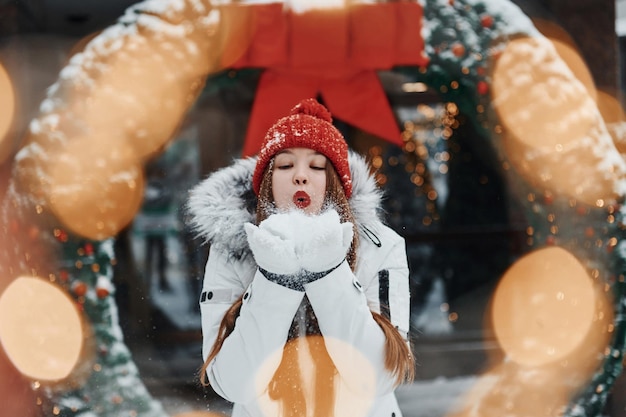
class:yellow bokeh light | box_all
[77,42,187,161]
[492,36,596,152]
[449,362,572,417]
[63,26,215,162]
[218,4,258,69]
[598,89,626,154]
[490,247,597,367]
[46,137,145,240]
[0,276,84,381]
[492,36,621,205]
[532,18,597,102]
[0,61,16,164]
[548,38,596,102]
[256,335,375,417]
[597,90,625,124]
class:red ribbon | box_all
[221,3,430,156]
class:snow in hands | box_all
[244,209,353,289]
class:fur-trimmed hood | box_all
[185,151,384,259]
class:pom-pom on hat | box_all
[252,98,352,198]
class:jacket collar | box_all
[186,151,384,259]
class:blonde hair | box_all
[199,157,415,416]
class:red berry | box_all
[452,43,465,57]
[481,15,494,29]
[477,81,489,95]
[96,287,110,299]
[73,281,88,297]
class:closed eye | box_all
[277,164,293,170]
[311,165,325,170]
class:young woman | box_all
[187,98,414,417]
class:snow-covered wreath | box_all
[0,0,625,416]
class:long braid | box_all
[199,295,243,387]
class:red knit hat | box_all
[252,98,352,198]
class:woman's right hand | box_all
[244,217,300,275]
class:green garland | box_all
[398,1,626,416]
[40,232,167,417]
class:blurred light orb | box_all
[0,62,16,164]
[491,247,596,367]
[532,18,597,102]
[596,89,625,125]
[256,335,375,417]
[217,5,257,69]
[0,276,84,381]
[492,36,619,205]
[597,89,626,154]
[548,38,596,102]
[452,362,572,417]
[76,34,189,161]
[492,36,596,152]
[47,138,145,240]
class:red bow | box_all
[220,3,430,156]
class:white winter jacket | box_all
[187,153,411,417]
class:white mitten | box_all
[294,209,354,273]
[244,220,300,275]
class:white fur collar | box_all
[185,152,384,259]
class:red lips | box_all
[293,191,311,209]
